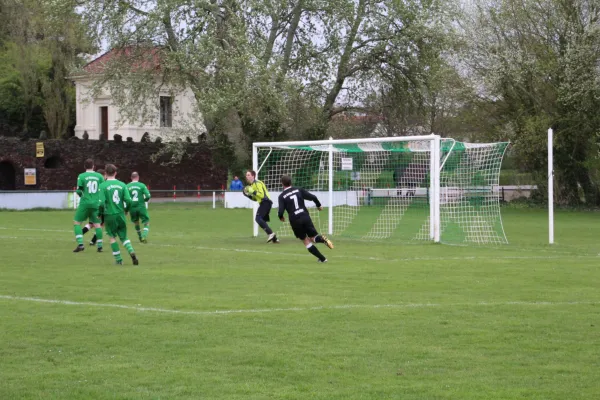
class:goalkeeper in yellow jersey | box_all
[244,170,279,243]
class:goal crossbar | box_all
[253,134,440,148]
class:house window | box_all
[160,96,172,127]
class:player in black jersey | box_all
[277,175,334,263]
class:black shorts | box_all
[257,200,272,222]
[290,216,318,240]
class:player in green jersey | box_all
[82,169,107,245]
[73,159,104,253]
[126,172,151,243]
[98,164,139,266]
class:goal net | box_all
[253,136,509,244]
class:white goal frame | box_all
[252,134,443,242]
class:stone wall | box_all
[0,137,228,192]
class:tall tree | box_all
[0,0,92,138]
[459,0,600,205]
[40,0,92,138]
[79,0,450,155]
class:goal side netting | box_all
[253,136,509,244]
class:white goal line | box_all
[0,295,597,317]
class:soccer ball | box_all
[244,185,255,195]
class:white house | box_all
[71,48,204,142]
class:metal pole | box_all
[548,128,554,244]
[433,136,441,243]
[328,137,334,235]
[252,144,259,237]
[213,191,216,209]
[429,142,435,240]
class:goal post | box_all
[252,135,509,244]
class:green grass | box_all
[1,205,600,399]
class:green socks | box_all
[74,225,83,245]
[95,228,103,249]
[135,224,149,242]
[111,242,122,262]
[122,239,135,255]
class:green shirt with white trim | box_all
[99,179,131,216]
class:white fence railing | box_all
[0,190,227,210]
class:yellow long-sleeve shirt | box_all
[248,179,270,203]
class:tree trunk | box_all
[321,0,367,128]
[280,0,303,76]
[263,11,280,65]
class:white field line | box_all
[13,227,74,233]
[0,225,585,252]
[0,234,596,262]
[0,227,584,261]
[0,234,597,263]
[0,225,593,257]
[0,295,598,317]
[0,226,590,254]
[158,244,598,262]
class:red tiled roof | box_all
[83,46,163,74]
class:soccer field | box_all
[1,205,599,399]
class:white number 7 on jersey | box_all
[290,194,299,210]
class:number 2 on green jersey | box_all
[132,190,139,202]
